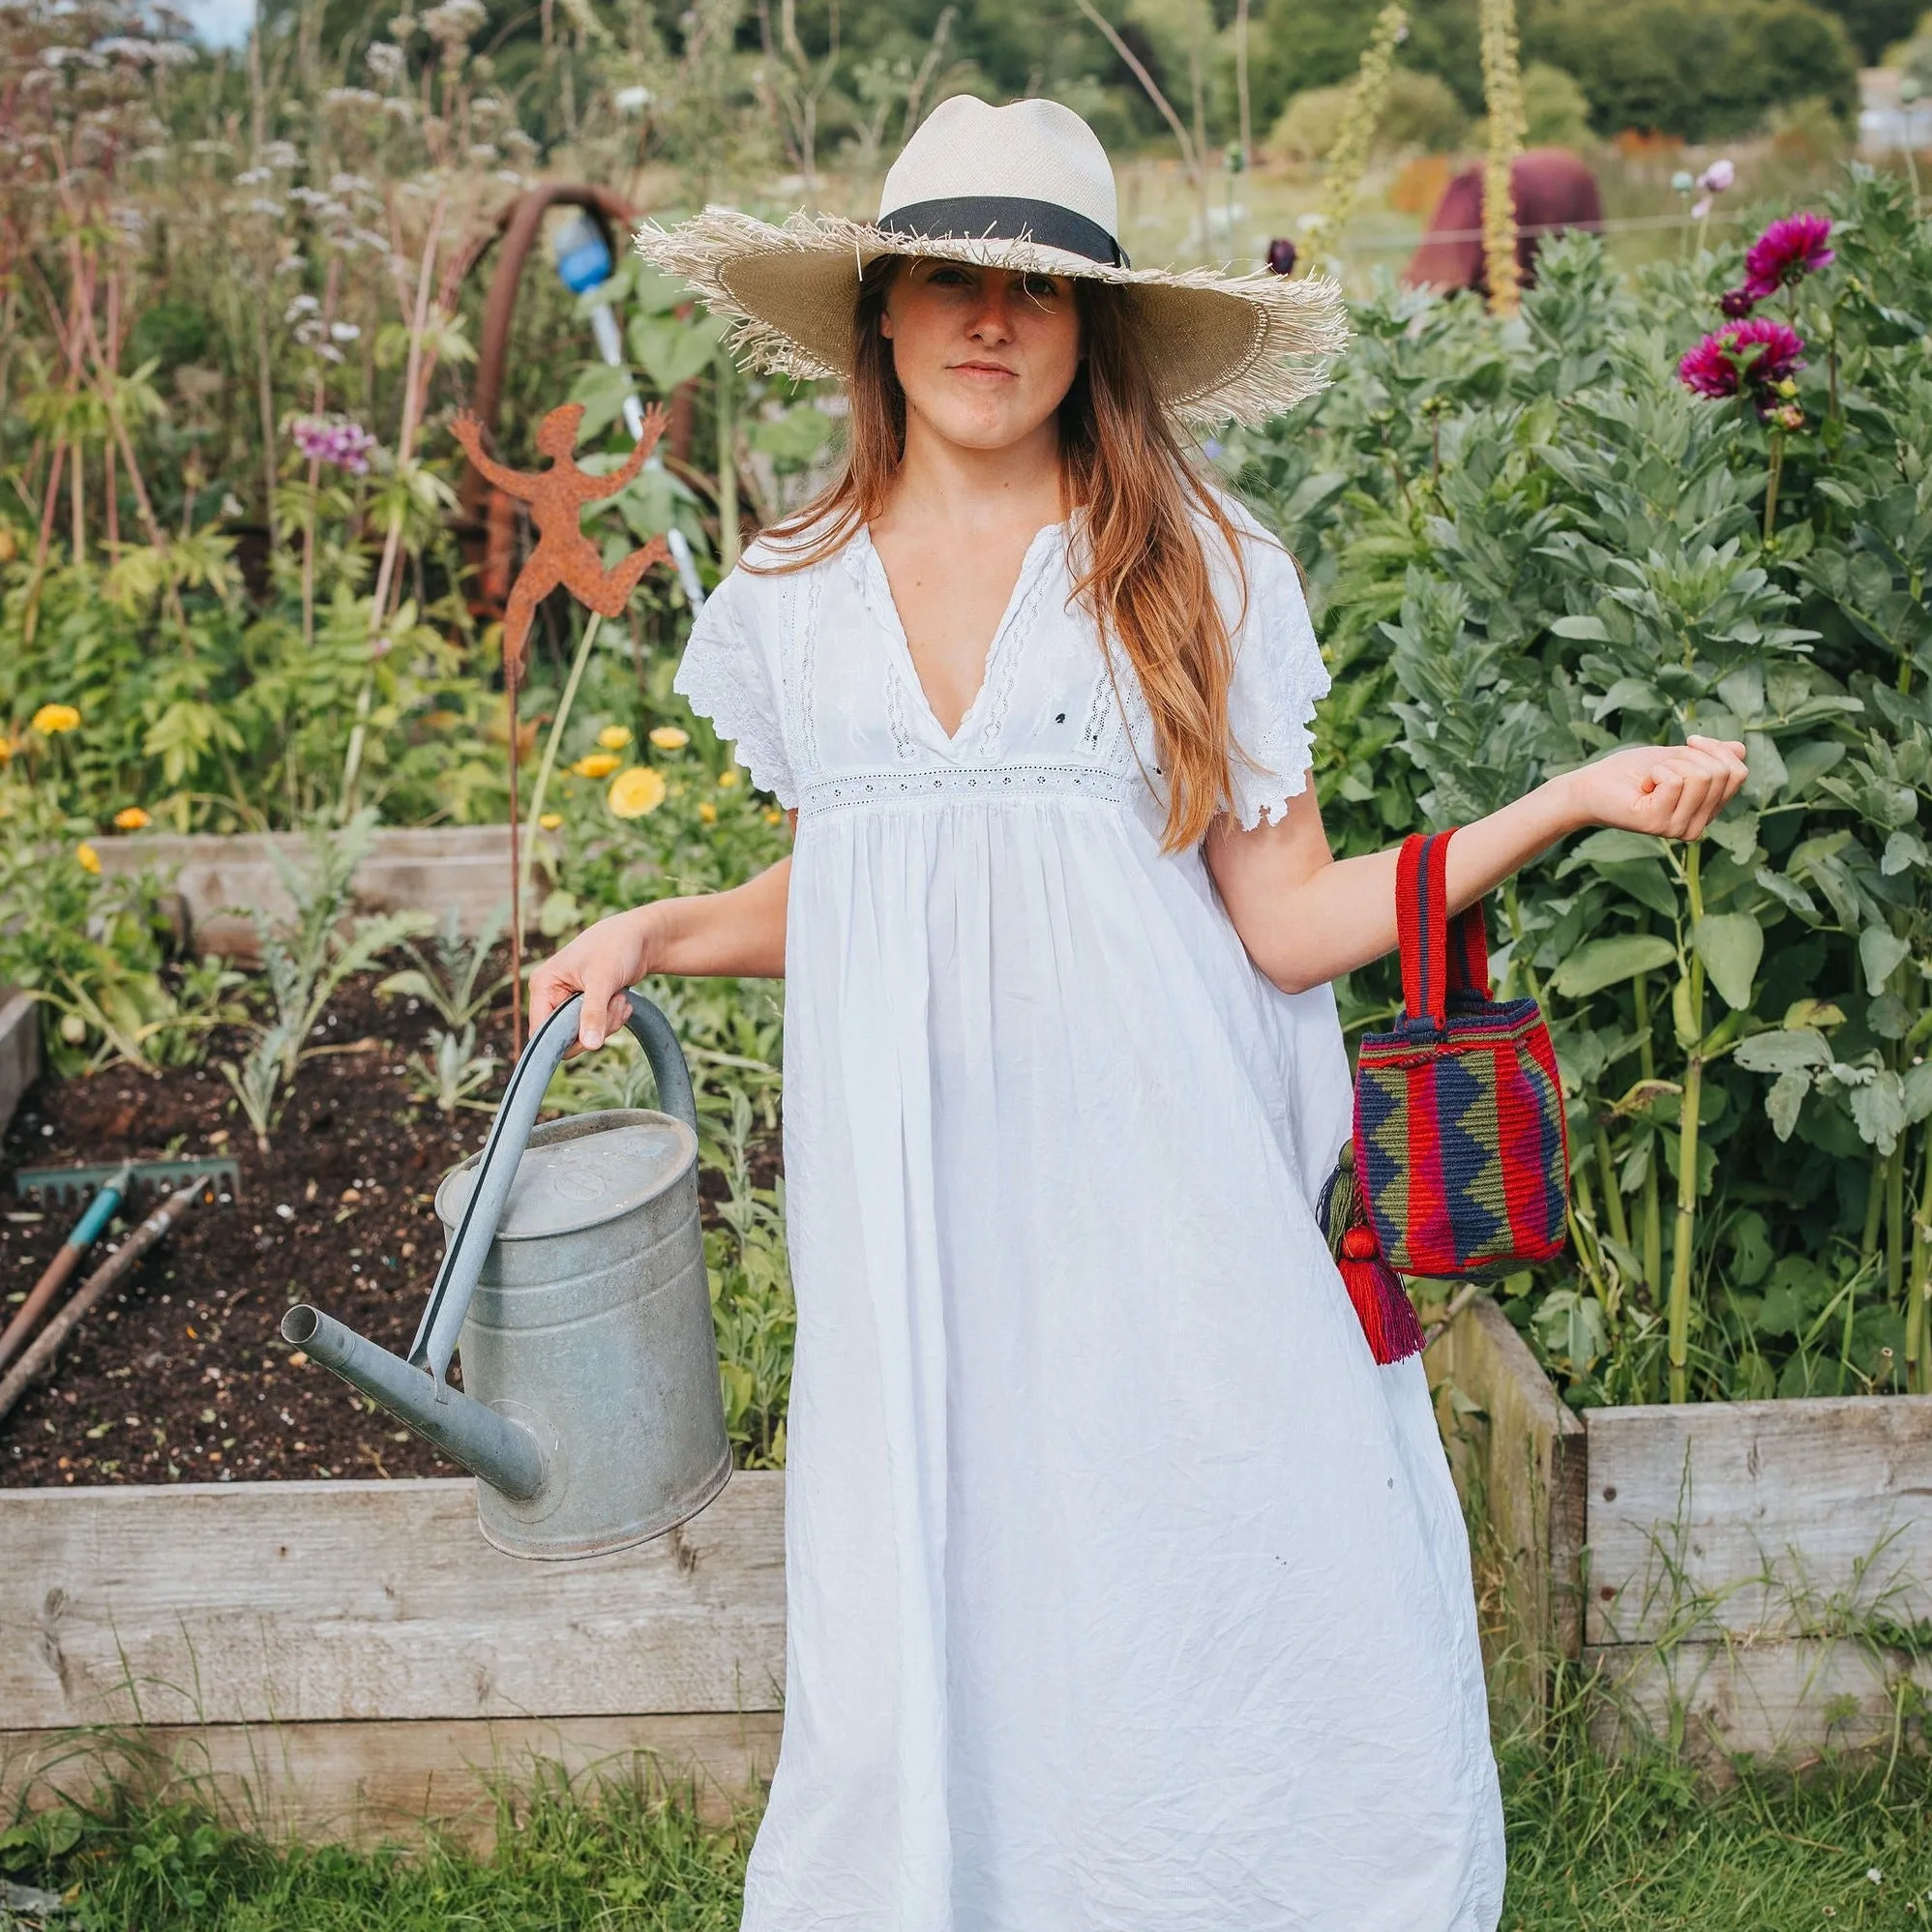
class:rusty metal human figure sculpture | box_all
[451,399,674,1050]
[452,399,671,676]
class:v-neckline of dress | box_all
[855,520,1064,754]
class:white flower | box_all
[330,321,361,342]
[1697,158,1736,194]
[613,83,652,113]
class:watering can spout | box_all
[280,1304,549,1501]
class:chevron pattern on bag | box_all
[1353,997,1567,1280]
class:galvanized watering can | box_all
[281,991,730,1559]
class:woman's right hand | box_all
[528,906,658,1053]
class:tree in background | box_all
[1811,0,1921,59]
[1522,0,1859,138]
[1248,0,1482,138]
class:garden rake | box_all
[0,1156,238,1377]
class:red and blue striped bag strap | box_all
[1395,829,1492,1033]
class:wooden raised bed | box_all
[1428,1298,1932,1765]
[0,989,39,1144]
[94,826,550,961]
[0,1471,785,1841]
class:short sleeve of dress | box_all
[671,560,798,808]
[1221,514,1331,831]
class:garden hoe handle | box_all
[404,988,697,1391]
[0,1162,132,1377]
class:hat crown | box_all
[878,95,1118,241]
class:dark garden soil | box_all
[0,966,773,1490]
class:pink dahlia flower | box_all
[1740,213,1833,301]
[292,415,377,474]
[1677,318,1805,405]
[1719,287,1756,319]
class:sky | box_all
[175,0,253,48]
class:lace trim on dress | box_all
[973,544,1061,756]
[671,580,798,806]
[798,761,1132,817]
[795,565,825,775]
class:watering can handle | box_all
[405,989,697,1390]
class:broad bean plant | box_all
[1228,168,1932,1407]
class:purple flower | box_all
[1264,237,1297,277]
[1677,317,1805,407]
[1697,159,1735,194]
[291,415,377,474]
[1719,286,1756,319]
[1740,213,1833,302]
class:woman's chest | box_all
[784,538,1144,784]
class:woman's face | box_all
[878,258,1082,453]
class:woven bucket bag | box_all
[1319,828,1569,1365]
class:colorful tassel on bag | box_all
[1317,1141,1426,1366]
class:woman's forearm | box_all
[1223,775,1585,996]
[640,855,791,978]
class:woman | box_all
[532,96,1746,1931]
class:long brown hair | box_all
[749,256,1250,852]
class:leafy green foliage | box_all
[218,812,432,1150]
[1523,0,1860,138]
[1227,169,1932,1404]
[4,1737,1931,1928]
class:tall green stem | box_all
[518,612,602,916]
[1763,429,1784,544]
[1908,1128,1932,1394]
[1592,1121,1631,1252]
[1887,1137,1906,1316]
[1633,968,1663,1296]
[1667,848,1706,1404]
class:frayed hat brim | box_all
[635,207,1350,427]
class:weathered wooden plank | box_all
[0,1472,787,1730]
[93,827,550,958]
[0,987,41,1141]
[1586,1638,1932,1768]
[1585,1396,1932,1648]
[1427,1295,1587,1681]
[0,1710,782,1842]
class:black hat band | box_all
[877,195,1130,270]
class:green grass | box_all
[5,1735,1931,1930]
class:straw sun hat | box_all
[635,95,1350,427]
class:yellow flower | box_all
[75,842,101,874]
[572,752,622,780]
[0,736,14,763]
[538,812,563,830]
[698,800,718,824]
[33,702,80,734]
[113,806,151,831]
[597,725,634,751]
[607,765,668,818]
[648,726,690,751]
[717,768,740,788]
[763,808,784,825]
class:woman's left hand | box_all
[1563,734,1749,841]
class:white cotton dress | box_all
[674,499,1505,1932]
